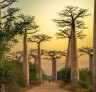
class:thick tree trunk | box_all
[37,43,42,82]
[23,30,29,86]
[70,22,79,86]
[93,0,96,88]
[34,56,39,83]
[65,38,71,68]
[52,59,57,81]
[34,57,38,65]
[89,55,93,73]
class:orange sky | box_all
[11,0,94,75]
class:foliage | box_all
[79,68,92,88]
[60,68,92,92]
[0,13,39,61]
[0,59,25,88]
[58,68,92,88]
[54,6,89,41]
[29,62,37,84]
[0,2,19,60]
[54,6,89,29]
[14,14,39,35]
[42,72,52,81]
[0,59,38,91]
[57,68,71,84]
[79,47,93,55]
[1,0,19,19]
[28,34,52,43]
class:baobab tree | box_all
[10,51,23,61]
[79,47,93,72]
[56,28,86,67]
[93,0,96,87]
[15,14,38,86]
[29,49,38,65]
[44,50,62,81]
[28,34,52,82]
[54,6,89,85]
[29,49,45,82]
[29,49,44,65]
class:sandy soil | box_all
[27,82,69,92]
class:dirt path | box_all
[27,82,69,92]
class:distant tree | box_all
[54,6,89,85]
[28,34,52,82]
[29,49,44,65]
[29,49,38,64]
[15,14,39,86]
[9,51,23,61]
[79,47,93,72]
[43,50,62,81]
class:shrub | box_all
[0,59,24,85]
[79,68,92,88]
[0,59,39,92]
[29,62,37,84]
[0,59,26,92]
[57,68,71,84]
[58,68,92,88]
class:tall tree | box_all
[79,47,93,72]
[93,0,96,88]
[28,34,52,82]
[56,28,86,67]
[15,14,38,86]
[29,49,45,82]
[54,6,89,85]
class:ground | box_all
[27,82,69,92]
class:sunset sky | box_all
[12,0,94,75]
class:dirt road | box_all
[27,82,69,92]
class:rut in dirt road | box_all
[27,82,69,92]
